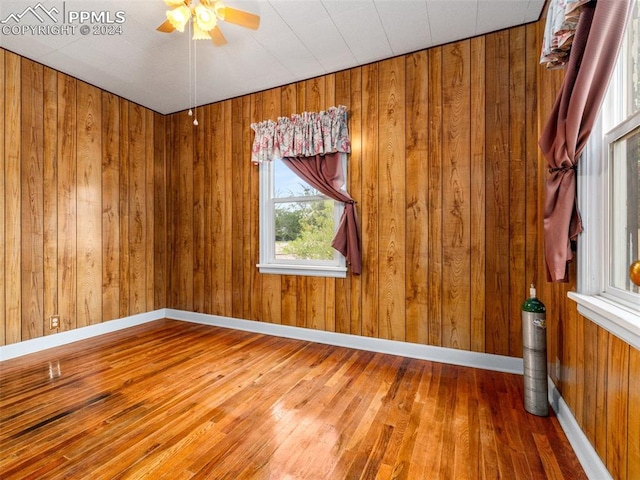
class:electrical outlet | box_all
[50,315,60,330]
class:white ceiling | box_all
[0,0,545,114]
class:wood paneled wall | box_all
[2,13,638,480]
[165,23,541,358]
[0,50,167,344]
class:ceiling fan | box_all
[156,0,260,46]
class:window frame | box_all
[257,156,347,278]
[571,8,640,349]
[604,113,640,308]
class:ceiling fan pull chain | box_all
[188,18,193,117]
[193,38,199,126]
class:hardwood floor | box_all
[0,319,585,479]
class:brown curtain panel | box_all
[539,0,634,282]
[281,153,362,275]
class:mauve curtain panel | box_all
[539,0,634,282]
[282,153,362,275]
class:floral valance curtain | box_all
[540,0,591,69]
[250,105,361,275]
[250,105,350,164]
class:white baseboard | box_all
[165,309,524,374]
[0,309,523,376]
[0,309,165,362]
[548,378,611,480]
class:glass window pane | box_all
[610,126,640,293]
[273,159,321,198]
[274,200,336,261]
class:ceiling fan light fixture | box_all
[192,21,211,40]
[166,5,191,32]
[194,4,217,31]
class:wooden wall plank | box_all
[153,113,167,310]
[222,100,234,318]
[201,105,213,314]
[102,92,120,322]
[76,82,102,327]
[470,36,486,353]
[43,68,57,336]
[524,23,540,292]
[378,57,406,342]
[348,67,362,337]
[145,109,155,312]
[629,346,640,479]
[484,31,510,356]
[441,41,471,350]
[193,105,205,313]
[306,277,325,331]
[5,52,21,345]
[177,111,194,311]
[575,315,587,434]
[119,98,130,317]
[606,335,629,480]
[295,272,307,329]
[230,96,244,318]
[595,327,609,460]
[280,276,297,328]
[582,318,598,445]
[210,102,226,316]
[508,26,527,357]
[128,104,146,315]
[427,47,443,347]
[563,301,578,418]
[0,51,5,345]
[405,51,429,345]
[361,62,379,339]
[164,115,175,309]
[248,93,262,322]
[21,58,44,340]
[57,74,76,331]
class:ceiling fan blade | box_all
[210,25,227,46]
[221,7,260,30]
[156,20,175,33]
[156,19,176,33]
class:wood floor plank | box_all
[0,320,586,479]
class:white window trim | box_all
[257,157,347,279]
[572,45,640,350]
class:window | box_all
[257,157,347,278]
[607,118,640,304]
[572,1,640,348]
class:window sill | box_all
[257,264,347,278]
[568,292,640,350]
